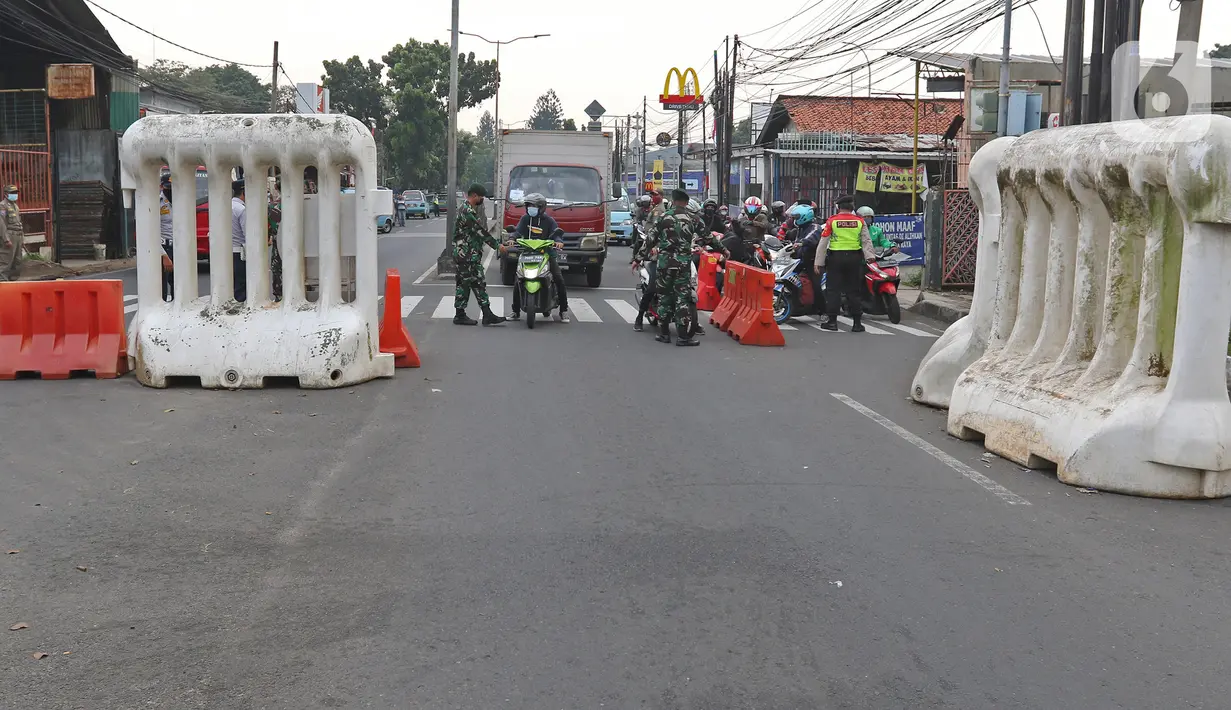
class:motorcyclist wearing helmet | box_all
[792,204,826,316]
[769,200,788,231]
[736,196,771,246]
[698,198,727,236]
[509,192,570,323]
[630,194,655,259]
[856,205,898,253]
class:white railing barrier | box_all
[910,136,1014,408]
[911,115,1231,498]
[120,114,394,388]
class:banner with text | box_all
[876,213,925,266]
[855,163,929,194]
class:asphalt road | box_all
[5,215,1231,709]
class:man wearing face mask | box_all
[509,192,569,322]
[0,184,24,281]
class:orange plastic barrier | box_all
[378,268,421,368]
[709,262,784,347]
[696,252,723,312]
[0,280,130,380]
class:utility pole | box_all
[1087,0,1107,123]
[269,41,279,112]
[1061,0,1085,125]
[1098,0,1120,122]
[713,48,722,205]
[700,102,708,199]
[723,36,738,202]
[640,99,647,193]
[439,0,461,276]
[996,0,1012,136]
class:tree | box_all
[321,56,389,129]
[379,39,498,187]
[528,90,564,130]
[272,85,297,113]
[1213,44,1231,59]
[562,118,577,131]
[477,111,496,144]
[142,59,272,112]
[733,117,752,144]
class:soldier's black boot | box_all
[820,316,839,331]
[453,308,477,326]
[654,321,672,343]
[675,324,700,347]
[693,323,706,336]
[481,305,506,326]
[851,316,865,333]
[633,312,644,332]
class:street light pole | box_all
[439,0,461,277]
[840,42,873,96]
[457,31,550,195]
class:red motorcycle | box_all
[858,249,905,323]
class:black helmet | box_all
[771,200,786,213]
[703,198,718,210]
[524,192,547,210]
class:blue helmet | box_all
[789,204,815,225]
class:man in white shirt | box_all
[231,179,247,302]
[159,175,175,300]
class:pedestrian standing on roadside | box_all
[0,184,24,281]
[230,179,248,302]
[395,190,406,227]
[816,195,875,332]
[159,175,175,300]
[452,183,508,326]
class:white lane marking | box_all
[568,298,602,322]
[124,294,138,303]
[431,296,454,319]
[792,314,818,322]
[400,295,423,317]
[488,296,504,315]
[830,394,1031,506]
[876,320,938,338]
[778,323,797,331]
[124,303,138,314]
[838,316,891,334]
[413,263,438,285]
[606,299,640,324]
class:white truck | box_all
[495,129,615,288]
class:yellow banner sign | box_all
[652,159,664,192]
[856,162,928,194]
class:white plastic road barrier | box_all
[910,137,1015,408]
[120,114,394,388]
[912,115,1231,498]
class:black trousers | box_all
[233,252,247,303]
[161,242,174,301]
[825,250,864,320]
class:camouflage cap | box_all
[3,185,17,193]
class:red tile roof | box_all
[780,95,962,136]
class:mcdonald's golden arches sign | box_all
[660,67,704,111]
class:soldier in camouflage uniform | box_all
[652,189,700,346]
[0,185,24,282]
[452,183,507,326]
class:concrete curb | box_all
[18,258,136,282]
[907,294,970,325]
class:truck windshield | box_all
[508,166,601,206]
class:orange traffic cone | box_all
[379,268,421,368]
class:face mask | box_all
[5,194,16,202]
[527,207,539,217]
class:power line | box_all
[279,64,317,114]
[82,0,271,68]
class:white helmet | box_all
[856,206,875,219]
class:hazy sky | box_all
[93,0,1221,139]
